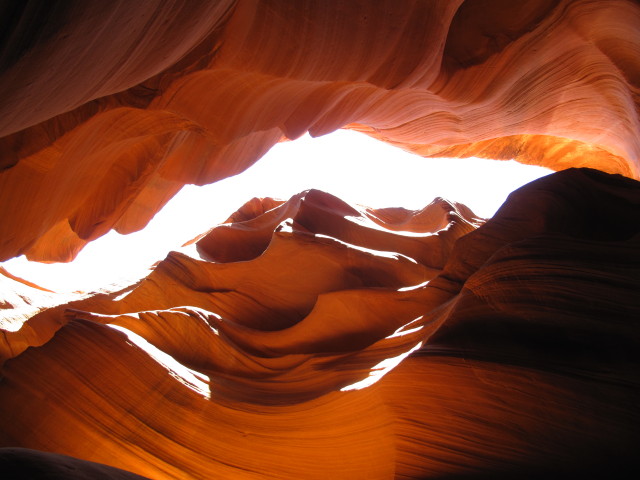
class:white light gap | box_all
[2,130,551,292]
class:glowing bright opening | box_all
[1,130,551,292]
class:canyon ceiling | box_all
[1,1,639,479]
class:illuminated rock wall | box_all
[1,1,640,478]
[2,170,639,479]
[0,0,639,262]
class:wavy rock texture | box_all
[2,169,640,479]
[1,0,640,262]
[1,1,640,478]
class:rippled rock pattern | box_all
[2,170,640,478]
[1,0,639,262]
[1,1,640,479]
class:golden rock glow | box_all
[1,1,640,478]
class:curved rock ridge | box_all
[1,0,640,262]
[0,189,481,381]
[0,448,152,480]
[0,266,56,332]
[1,169,639,478]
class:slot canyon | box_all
[1,1,639,478]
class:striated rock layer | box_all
[1,1,640,478]
[1,169,640,478]
[1,0,640,262]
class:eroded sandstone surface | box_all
[1,1,640,478]
[2,170,640,478]
[1,0,639,262]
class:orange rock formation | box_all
[1,0,639,263]
[1,1,640,478]
[2,171,639,478]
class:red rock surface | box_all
[1,1,640,479]
[2,170,640,479]
[1,0,639,262]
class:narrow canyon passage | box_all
[1,1,639,478]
